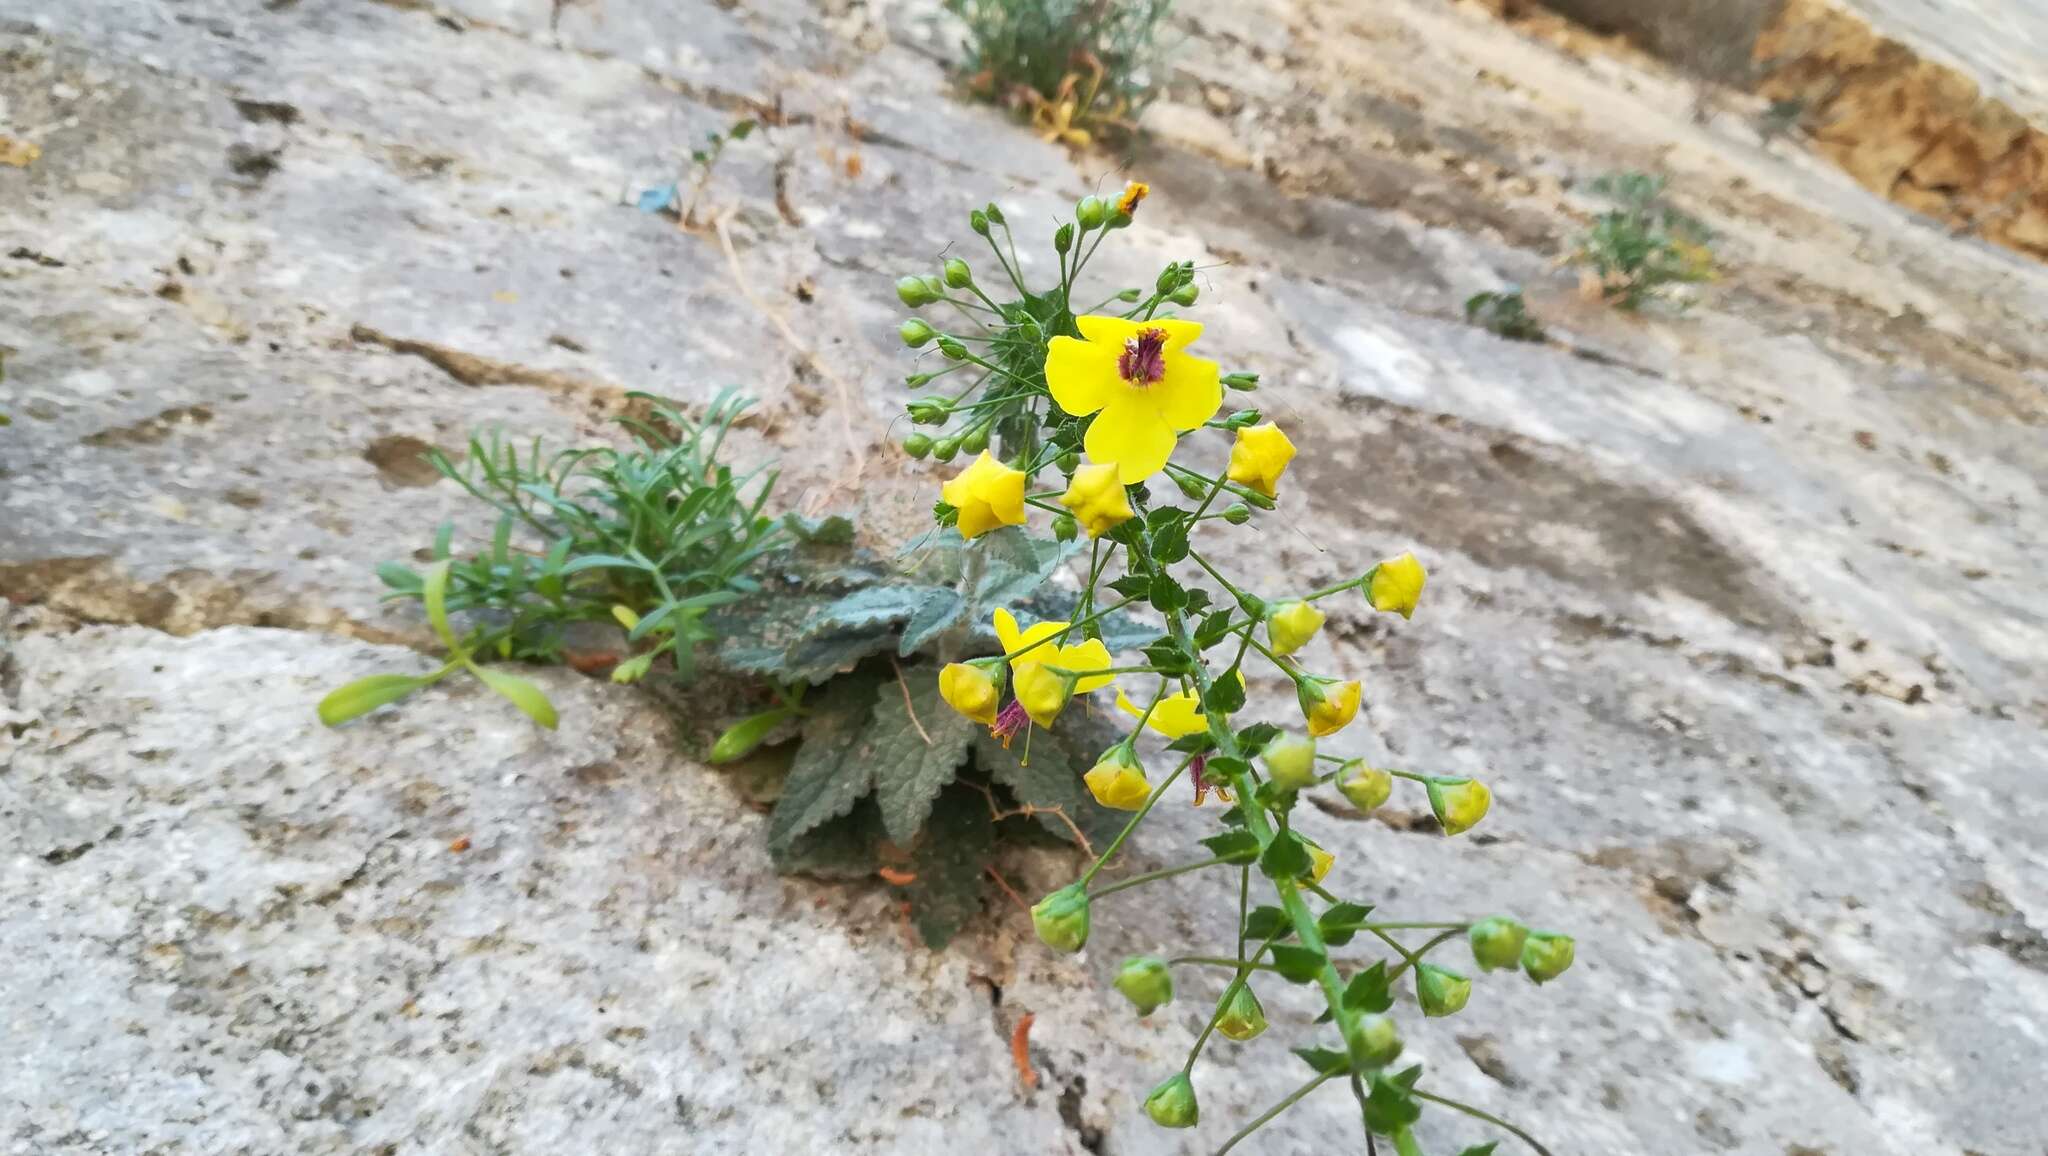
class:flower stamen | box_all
[990,699,1031,747]
[1117,328,1169,386]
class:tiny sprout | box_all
[899,319,936,348]
[1521,932,1576,984]
[1031,884,1090,954]
[1113,956,1174,1016]
[1415,963,1472,1018]
[1169,282,1199,306]
[1144,1073,1199,1129]
[1468,917,1529,972]
[936,335,969,361]
[896,275,942,308]
[1216,984,1268,1041]
[907,398,952,426]
[1222,503,1251,524]
[1262,732,1318,790]
[1336,760,1392,811]
[943,257,972,288]
[1076,195,1107,229]
[1054,222,1074,254]
[902,432,934,459]
[931,436,962,463]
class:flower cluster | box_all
[895,189,1573,1153]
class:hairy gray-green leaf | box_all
[873,665,976,845]
[767,674,883,851]
[807,585,933,637]
[771,798,884,879]
[898,587,966,656]
[903,786,996,949]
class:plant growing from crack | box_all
[637,116,757,231]
[946,0,1174,147]
[896,187,1574,1152]
[1569,171,1716,311]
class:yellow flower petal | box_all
[1304,679,1361,738]
[1086,396,1179,484]
[1058,462,1135,538]
[938,661,1001,726]
[942,452,1027,540]
[1156,353,1222,430]
[1084,762,1151,810]
[1060,637,1116,694]
[1368,552,1427,619]
[1046,334,1117,416]
[1226,423,1296,499]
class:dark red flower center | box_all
[1117,328,1169,386]
[990,699,1030,746]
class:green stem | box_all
[1168,955,1281,973]
[1412,1089,1555,1156]
[998,595,1142,661]
[1214,1072,1338,1155]
[1091,855,1233,900]
[1306,570,1370,601]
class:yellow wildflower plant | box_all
[1115,671,1241,740]
[1059,461,1135,538]
[1367,551,1427,619]
[994,608,1113,729]
[940,451,1027,540]
[1046,316,1221,484]
[1226,422,1296,499]
[1298,677,1362,738]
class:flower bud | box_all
[983,202,1006,226]
[1168,283,1198,306]
[1261,732,1318,790]
[904,372,935,388]
[1307,841,1335,884]
[1357,1012,1403,1067]
[1425,776,1491,836]
[899,318,936,348]
[1031,884,1090,954]
[1297,676,1361,738]
[1336,760,1392,811]
[943,257,972,288]
[1222,503,1251,524]
[1366,551,1427,619]
[611,604,641,631]
[931,436,961,463]
[1113,955,1174,1016]
[1144,1072,1198,1129]
[1155,264,1185,294]
[896,275,941,307]
[1052,513,1079,542]
[1468,917,1528,972]
[1116,287,1143,303]
[1266,600,1325,656]
[1415,963,1471,1017]
[959,424,990,454]
[1117,180,1149,218]
[1057,450,1081,473]
[901,432,933,459]
[1520,931,1575,984]
[936,335,969,360]
[907,397,952,425]
[1223,371,1260,391]
[1083,744,1150,811]
[1075,195,1107,229]
[1053,223,1074,254]
[1216,984,1267,1041]
[1174,472,1207,500]
[969,208,990,236]
[938,658,1005,726]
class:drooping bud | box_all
[1116,287,1143,303]
[1174,471,1208,500]
[1226,422,1296,499]
[907,397,952,425]
[1057,450,1082,473]
[1296,676,1361,738]
[1366,551,1427,619]
[1358,1012,1403,1067]
[1415,963,1472,1017]
[1520,931,1575,984]
[896,275,942,307]
[1168,283,1199,306]
[969,208,990,236]
[1052,513,1079,542]
[1261,732,1318,790]
[943,257,973,288]
[904,372,935,388]
[1113,955,1174,1016]
[1144,1073,1198,1129]
[1054,223,1074,254]
[936,335,969,361]
[1222,503,1251,524]
[1058,461,1135,539]
[1266,600,1326,656]
[1030,884,1090,954]
[1425,776,1491,836]
[958,424,990,454]
[1215,984,1267,1041]
[1336,760,1392,811]
[1083,744,1151,811]
[902,432,933,459]
[1467,917,1529,972]
[938,658,1005,726]
[899,318,936,348]
[930,436,960,463]
[1222,371,1260,391]
[1075,195,1107,229]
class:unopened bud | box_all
[1057,451,1081,473]
[1169,283,1198,306]
[1266,600,1325,656]
[901,432,933,459]
[1366,551,1427,619]
[969,208,990,236]
[1144,1073,1198,1129]
[1113,955,1174,1016]
[1083,744,1149,810]
[1222,503,1251,524]
[1223,371,1260,391]
[983,202,1006,226]
[1336,760,1392,811]
[896,275,941,307]
[943,257,972,288]
[1425,776,1491,836]
[1468,917,1529,972]
[1175,472,1207,500]
[1358,1013,1403,1067]
[1076,195,1107,229]
[1116,287,1143,302]
[1054,223,1074,254]
[1262,733,1318,790]
[931,436,961,463]
[904,372,934,388]
[1520,931,1575,984]
[1030,884,1090,954]
[907,397,952,425]
[899,318,936,348]
[936,335,969,361]
[1415,963,1471,1017]
[1216,985,1267,1041]
[1053,513,1079,542]
[959,425,990,454]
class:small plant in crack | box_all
[1569,171,1716,311]
[637,116,757,231]
[1463,289,1546,343]
[946,0,1174,147]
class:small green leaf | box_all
[1203,670,1246,715]
[1259,830,1313,880]
[1343,961,1395,1014]
[1151,520,1189,564]
[421,560,460,654]
[375,561,423,593]
[768,674,884,851]
[1108,575,1152,599]
[317,672,433,726]
[710,707,795,763]
[1242,905,1291,942]
[1364,1067,1424,1135]
[873,666,976,846]
[1198,830,1260,863]
[1149,574,1189,613]
[1269,944,1327,983]
[1193,609,1233,648]
[1166,732,1216,755]
[470,664,559,729]
[1318,901,1375,947]
[1456,1145,1500,1156]
[898,588,965,656]
[1234,721,1281,756]
[1292,1047,1352,1076]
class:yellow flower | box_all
[939,659,1004,726]
[940,451,1027,540]
[1058,462,1134,538]
[1307,841,1335,884]
[1117,180,1149,217]
[1426,776,1491,836]
[994,608,1113,729]
[1084,746,1151,810]
[1226,423,1296,499]
[1045,316,1221,484]
[1266,600,1324,656]
[1115,672,1240,739]
[1298,677,1361,738]
[1367,551,1427,619]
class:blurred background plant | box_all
[946,0,1174,147]
[1570,171,1717,310]
[1463,289,1547,342]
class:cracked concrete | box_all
[2,0,2044,1153]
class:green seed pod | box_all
[1243,489,1277,510]
[1030,884,1090,954]
[936,335,969,361]
[1216,984,1268,1041]
[1467,917,1529,972]
[1054,223,1074,254]
[1057,451,1081,473]
[1521,931,1575,984]
[899,319,936,348]
[931,436,961,463]
[1053,513,1079,542]
[904,372,934,388]
[1113,956,1174,1016]
[1169,283,1199,306]
[943,257,972,288]
[1223,371,1260,391]
[1222,503,1252,525]
[1076,195,1107,229]
[709,707,794,764]
[1261,733,1318,790]
[983,202,1006,226]
[896,275,941,308]
[1174,472,1207,500]
[1116,287,1143,302]
[1415,963,1472,1017]
[1336,760,1392,811]
[907,398,951,425]
[969,208,990,236]
[959,425,989,454]
[1358,1012,1403,1067]
[1144,1073,1198,1129]
[902,433,934,459]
